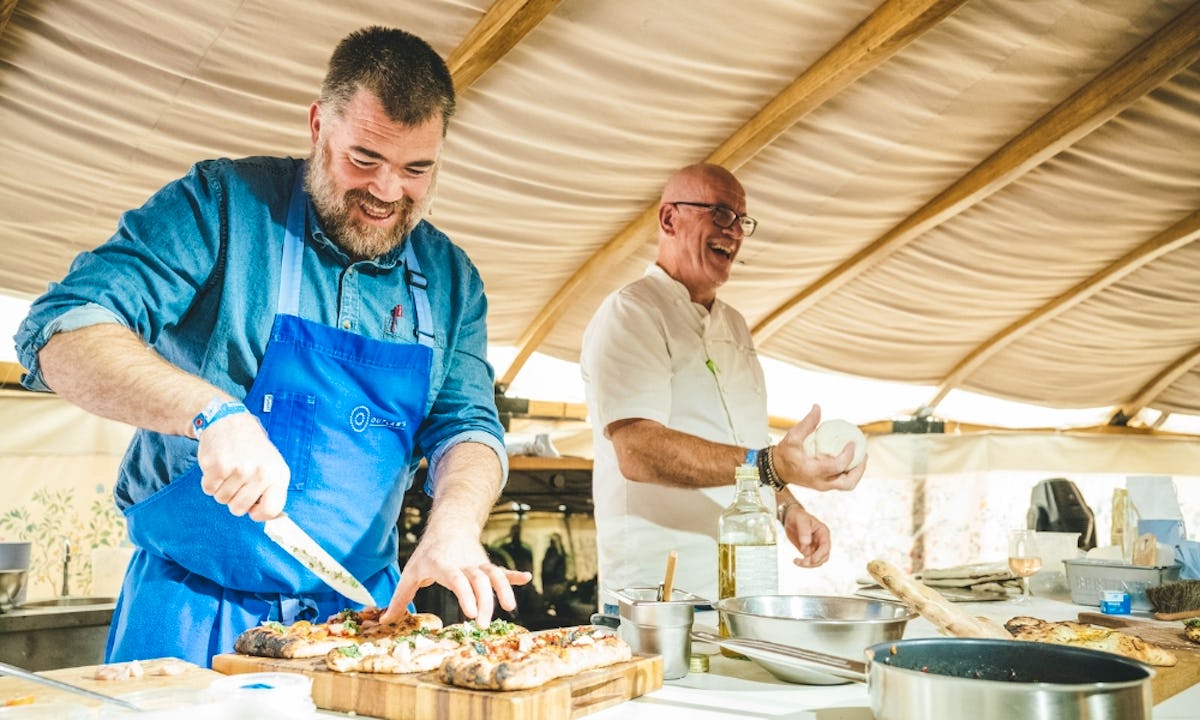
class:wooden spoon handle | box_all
[660,550,677,601]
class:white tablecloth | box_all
[583,594,1200,720]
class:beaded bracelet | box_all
[756,445,785,491]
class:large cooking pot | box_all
[694,631,1153,720]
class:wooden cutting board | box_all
[0,658,221,707]
[212,652,662,720]
[1077,612,1200,704]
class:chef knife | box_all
[263,513,377,607]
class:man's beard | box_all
[305,140,434,260]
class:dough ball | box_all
[802,419,867,470]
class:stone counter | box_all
[0,599,115,671]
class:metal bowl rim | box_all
[716,594,917,624]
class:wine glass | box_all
[1008,529,1042,603]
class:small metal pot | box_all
[610,587,709,680]
[695,632,1153,720]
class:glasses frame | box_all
[669,201,757,237]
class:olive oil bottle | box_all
[718,460,778,656]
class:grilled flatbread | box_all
[439,625,632,691]
[1004,616,1177,667]
[324,618,524,674]
[233,608,441,659]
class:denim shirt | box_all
[15,156,506,508]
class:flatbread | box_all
[439,625,632,691]
[233,608,441,659]
[324,618,525,674]
[1004,616,1177,667]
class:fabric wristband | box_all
[192,398,249,438]
[744,448,758,466]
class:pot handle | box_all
[690,629,869,684]
[590,612,620,629]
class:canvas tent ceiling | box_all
[0,0,1198,428]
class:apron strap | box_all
[278,167,307,316]
[403,242,435,348]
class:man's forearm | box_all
[610,419,746,489]
[423,441,504,540]
[38,323,227,437]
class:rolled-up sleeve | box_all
[14,163,224,391]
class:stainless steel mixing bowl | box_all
[716,594,915,684]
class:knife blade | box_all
[263,513,376,607]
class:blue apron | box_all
[108,167,435,666]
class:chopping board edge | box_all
[1075,612,1200,705]
[1076,612,1200,651]
[212,652,662,720]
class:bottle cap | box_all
[689,653,711,673]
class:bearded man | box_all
[14,26,527,667]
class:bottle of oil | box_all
[718,460,778,656]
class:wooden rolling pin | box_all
[867,559,1011,639]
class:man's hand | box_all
[773,405,867,492]
[381,530,532,625]
[196,412,290,521]
[781,503,832,568]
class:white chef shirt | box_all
[582,264,771,607]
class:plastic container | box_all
[1099,590,1132,614]
[1063,558,1181,612]
[97,688,238,719]
[1029,531,1082,594]
[207,672,316,719]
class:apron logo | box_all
[350,405,407,433]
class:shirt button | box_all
[342,320,351,329]
[347,268,355,276]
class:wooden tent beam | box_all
[0,0,17,37]
[1114,346,1200,424]
[497,0,965,390]
[708,0,966,171]
[926,209,1200,408]
[751,1,1200,343]
[445,0,562,93]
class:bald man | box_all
[581,164,865,609]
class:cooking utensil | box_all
[263,514,375,606]
[1132,533,1158,567]
[658,550,677,601]
[867,559,1011,638]
[693,631,1154,720]
[0,661,142,712]
[715,595,914,684]
[613,587,709,680]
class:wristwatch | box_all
[776,499,802,524]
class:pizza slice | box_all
[233,607,441,659]
[324,617,525,674]
[439,624,632,691]
[1004,616,1177,667]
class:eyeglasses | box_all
[669,201,757,237]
